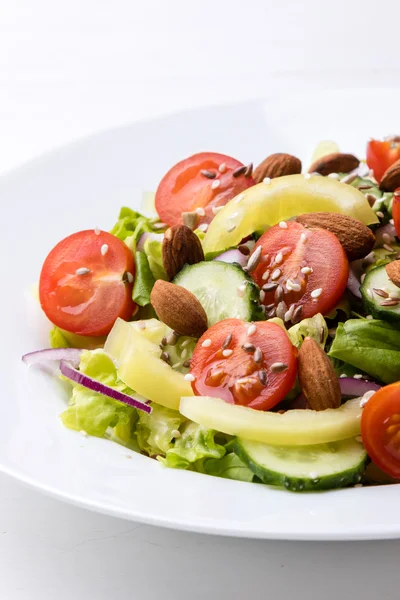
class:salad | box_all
[23,138,400,492]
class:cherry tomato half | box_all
[190,319,297,411]
[392,189,400,239]
[155,152,254,227]
[39,230,135,336]
[366,137,400,183]
[361,381,400,479]
[250,221,349,320]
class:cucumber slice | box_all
[361,264,400,323]
[179,396,362,446]
[234,437,367,492]
[174,261,262,325]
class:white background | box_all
[1,1,400,598]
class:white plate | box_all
[1,88,400,541]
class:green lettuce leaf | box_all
[136,403,185,456]
[143,237,167,281]
[329,319,400,383]
[110,207,164,252]
[50,326,106,350]
[132,251,156,306]
[288,313,328,348]
[203,452,255,482]
[61,349,136,440]
[161,423,226,469]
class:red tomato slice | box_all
[392,189,400,239]
[250,222,349,320]
[361,382,400,479]
[366,138,400,183]
[155,152,254,227]
[39,230,135,337]
[190,319,297,411]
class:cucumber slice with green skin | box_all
[234,437,367,492]
[361,264,400,323]
[173,261,263,325]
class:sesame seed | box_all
[279,221,288,229]
[195,207,205,217]
[247,324,257,336]
[311,288,322,298]
[339,374,347,378]
[274,285,284,303]
[80,430,88,438]
[360,390,376,407]
[377,211,385,219]
[75,267,91,276]
[171,429,181,438]
[353,374,363,379]
[212,205,224,215]
[262,282,277,292]
[236,377,258,386]
[94,227,101,235]
[184,373,196,382]
[262,269,270,281]
[218,162,227,173]
[327,173,339,179]
[309,471,319,480]
[222,333,233,349]
[101,244,109,256]
[341,173,357,184]
[198,223,209,232]
[300,232,308,243]
[276,301,287,320]
[366,314,373,319]
[211,179,221,190]
[270,362,288,373]
[271,268,281,280]
[259,290,266,302]
[383,244,394,252]
[263,177,271,185]
[171,362,182,369]
[234,193,245,204]
[153,222,167,230]
[201,339,212,348]
[301,266,313,275]
[126,272,134,283]
[304,173,312,180]
[275,252,283,265]
[226,224,236,233]
[222,349,233,357]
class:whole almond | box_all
[308,152,359,176]
[386,260,400,288]
[253,153,302,183]
[162,224,204,280]
[296,212,375,261]
[298,337,341,411]
[150,280,208,337]
[380,159,400,192]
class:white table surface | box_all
[2,1,400,598]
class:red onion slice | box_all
[215,249,248,267]
[59,360,151,414]
[22,348,83,368]
[291,378,381,410]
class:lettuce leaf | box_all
[288,313,328,348]
[132,251,156,306]
[50,327,106,350]
[161,423,225,469]
[61,350,136,440]
[203,452,255,482]
[143,237,167,281]
[329,319,400,383]
[110,207,163,252]
[135,403,185,456]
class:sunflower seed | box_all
[253,347,263,363]
[380,299,400,306]
[166,331,179,346]
[258,369,268,385]
[182,359,192,368]
[242,343,255,353]
[222,333,233,349]
[270,362,288,373]
[246,246,262,272]
[232,165,247,178]
[341,173,357,184]
[244,163,253,178]
[266,308,276,318]
[373,288,389,298]
[200,169,216,179]
[291,304,303,324]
